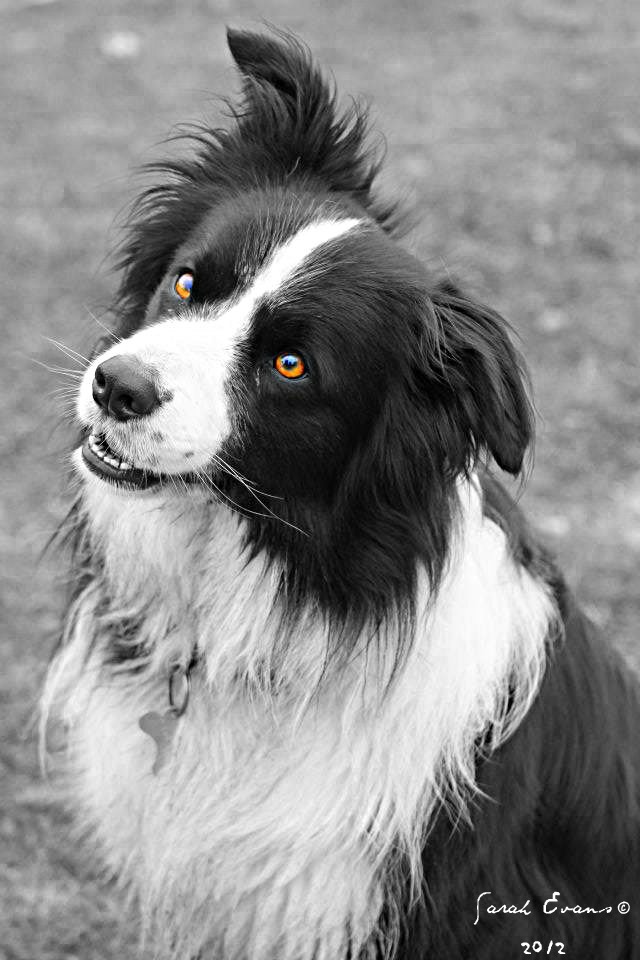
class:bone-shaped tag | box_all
[139,710,179,775]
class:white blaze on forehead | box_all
[245,217,361,302]
[76,217,362,477]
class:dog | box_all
[44,27,640,960]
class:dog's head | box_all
[76,29,533,620]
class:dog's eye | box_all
[174,271,194,300]
[274,353,306,379]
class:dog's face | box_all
[73,29,533,617]
[77,197,418,500]
[76,201,528,503]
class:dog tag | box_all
[139,710,180,775]
[138,663,192,775]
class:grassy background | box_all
[2,0,639,956]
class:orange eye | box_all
[174,271,194,300]
[274,353,306,379]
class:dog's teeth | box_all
[87,433,135,471]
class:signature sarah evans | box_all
[474,891,631,926]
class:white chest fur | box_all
[46,479,555,960]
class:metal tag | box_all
[138,662,191,775]
[138,709,180,775]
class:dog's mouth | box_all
[81,433,167,489]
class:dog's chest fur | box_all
[51,480,554,960]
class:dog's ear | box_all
[226,28,394,228]
[420,281,533,476]
[226,28,315,105]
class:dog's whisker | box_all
[48,385,80,396]
[83,305,122,343]
[210,451,260,487]
[192,466,271,522]
[210,455,281,508]
[206,462,308,537]
[45,337,91,367]
[30,357,84,379]
[212,453,284,500]
[48,391,79,410]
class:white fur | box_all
[75,217,361,478]
[46,477,556,960]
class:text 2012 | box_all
[521,943,565,955]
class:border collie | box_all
[44,27,640,960]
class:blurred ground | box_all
[1,0,638,956]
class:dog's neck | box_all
[77,474,554,705]
[78,478,337,697]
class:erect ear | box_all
[421,281,534,476]
[226,28,315,107]
[225,27,395,228]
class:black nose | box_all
[92,355,161,421]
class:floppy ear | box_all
[226,28,395,228]
[421,281,534,476]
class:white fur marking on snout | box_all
[76,217,361,479]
